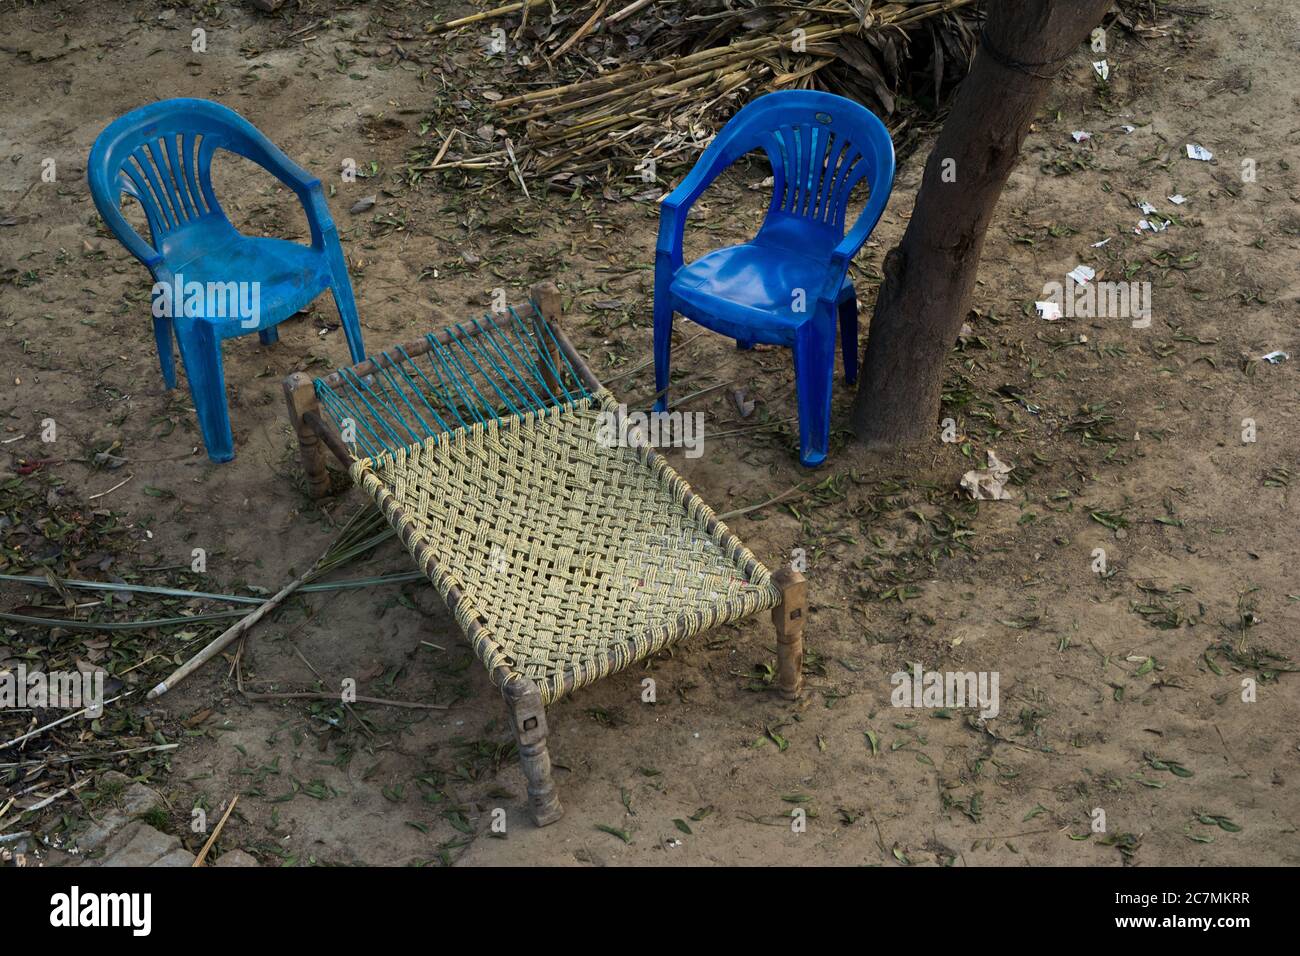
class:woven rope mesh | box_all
[352,392,780,703]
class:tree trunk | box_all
[851,0,1114,447]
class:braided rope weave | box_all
[351,389,781,704]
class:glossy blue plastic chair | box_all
[88,98,366,463]
[654,90,895,466]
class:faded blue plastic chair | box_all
[88,98,365,463]
[654,90,895,466]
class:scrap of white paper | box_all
[1262,350,1289,364]
[1092,238,1111,248]
[1120,124,1136,133]
[1035,301,1062,321]
[1093,60,1110,80]
[1168,194,1187,204]
[1138,201,1158,215]
[1186,143,1213,161]
[1072,130,1091,143]
[1068,265,1096,284]
[961,451,1015,501]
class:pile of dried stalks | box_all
[422,0,1204,186]
[425,0,982,183]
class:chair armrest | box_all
[86,172,164,271]
[243,137,322,201]
[100,206,165,270]
[819,189,891,305]
[240,141,335,249]
[299,181,338,250]
[656,142,739,273]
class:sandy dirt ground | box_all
[2,0,1297,866]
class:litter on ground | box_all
[961,451,1015,501]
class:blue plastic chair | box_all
[88,98,366,463]
[654,90,895,466]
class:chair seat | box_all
[171,236,330,336]
[670,243,853,343]
[352,394,782,704]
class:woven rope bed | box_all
[283,283,806,826]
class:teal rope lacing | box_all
[314,302,590,461]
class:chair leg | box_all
[792,319,836,467]
[258,326,279,346]
[503,677,563,827]
[326,247,366,364]
[153,317,177,390]
[174,321,234,463]
[838,292,858,385]
[283,371,332,499]
[653,296,673,413]
[771,567,807,700]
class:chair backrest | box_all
[707,90,895,256]
[87,98,287,269]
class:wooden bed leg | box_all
[283,372,331,499]
[772,568,807,700]
[503,677,564,827]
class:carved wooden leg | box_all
[771,567,807,700]
[503,677,563,826]
[282,371,331,499]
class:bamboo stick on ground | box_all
[2,778,91,820]
[240,691,449,710]
[0,743,179,770]
[147,507,389,699]
[715,485,804,521]
[145,564,317,699]
[192,795,238,867]
[0,693,131,750]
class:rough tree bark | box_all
[851,0,1115,447]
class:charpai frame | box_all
[283,281,807,826]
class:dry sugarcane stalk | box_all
[606,0,659,24]
[530,63,748,143]
[432,0,979,178]
[529,68,759,164]
[429,128,457,167]
[500,24,858,154]
[411,147,509,172]
[518,0,973,110]
[505,137,531,196]
[495,28,793,108]
[431,0,558,33]
[548,0,612,63]
[498,25,835,109]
